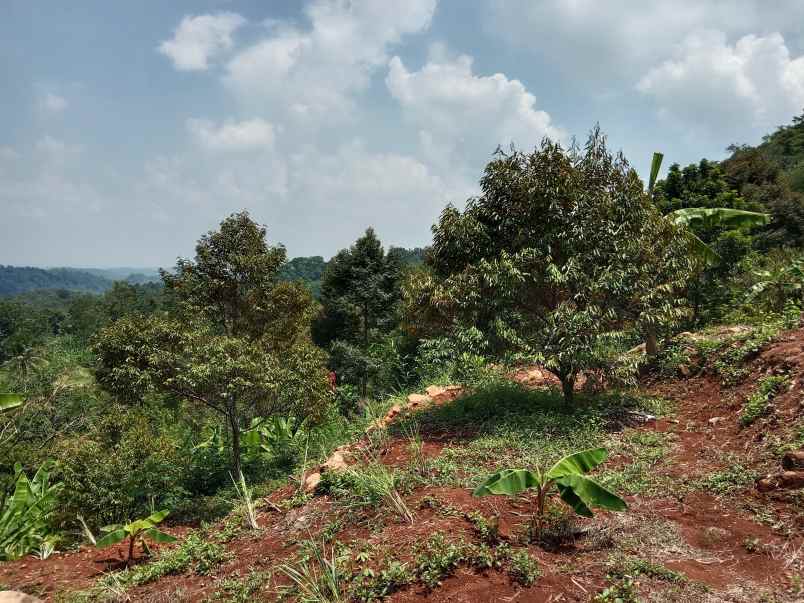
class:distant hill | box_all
[77,267,162,284]
[0,249,427,299]
[0,266,114,297]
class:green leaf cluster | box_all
[474,448,626,527]
[0,460,62,560]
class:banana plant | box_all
[96,509,176,566]
[473,448,626,540]
[748,257,804,310]
[243,416,305,459]
[0,460,63,561]
[648,152,770,266]
[0,393,23,412]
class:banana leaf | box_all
[668,207,770,230]
[473,468,541,496]
[0,393,23,412]
[554,474,627,517]
[546,447,608,479]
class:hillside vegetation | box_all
[2,119,804,602]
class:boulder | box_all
[782,450,804,470]
[425,385,464,405]
[322,450,350,473]
[757,470,804,492]
[0,593,43,603]
[407,393,432,408]
[627,343,647,355]
[302,472,321,493]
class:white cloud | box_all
[186,118,276,152]
[159,12,246,71]
[224,0,437,122]
[0,146,20,161]
[638,31,804,134]
[486,0,804,83]
[386,48,563,165]
[40,92,67,113]
[135,138,468,256]
[35,136,83,159]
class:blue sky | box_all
[3,0,804,267]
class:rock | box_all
[407,394,432,408]
[782,450,804,470]
[757,470,804,492]
[676,331,694,339]
[425,385,464,405]
[302,472,321,493]
[0,593,43,603]
[708,416,724,426]
[284,507,313,533]
[627,343,647,355]
[322,450,350,473]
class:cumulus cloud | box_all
[186,118,276,152]
[486,0,804,83]
[137,138,467,256]
[386,48,562,166]
[638,31,804,134]
[39,92,67,113]
[224,0,437,122]
[159,12,246,71]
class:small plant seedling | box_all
[473,448,626,540]
[96,509,176,566]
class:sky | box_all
[3,1,804,268]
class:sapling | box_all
[473,448,626,540]
[95,509,176,566]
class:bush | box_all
[414,327,490,386]
[53,405,187,530]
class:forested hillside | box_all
[0,250,426,300]
[0,267,113,297]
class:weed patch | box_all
[695,461,757,495]
[740,375,788,426]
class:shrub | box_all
[321,463,414,524]
[98,531,229,589]
[54,406,187,529]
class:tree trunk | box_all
[361,303,369,398]
[645,326,658,358]
[127,535,136,565]
[227,405,242,480]
[560,374,575,404]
